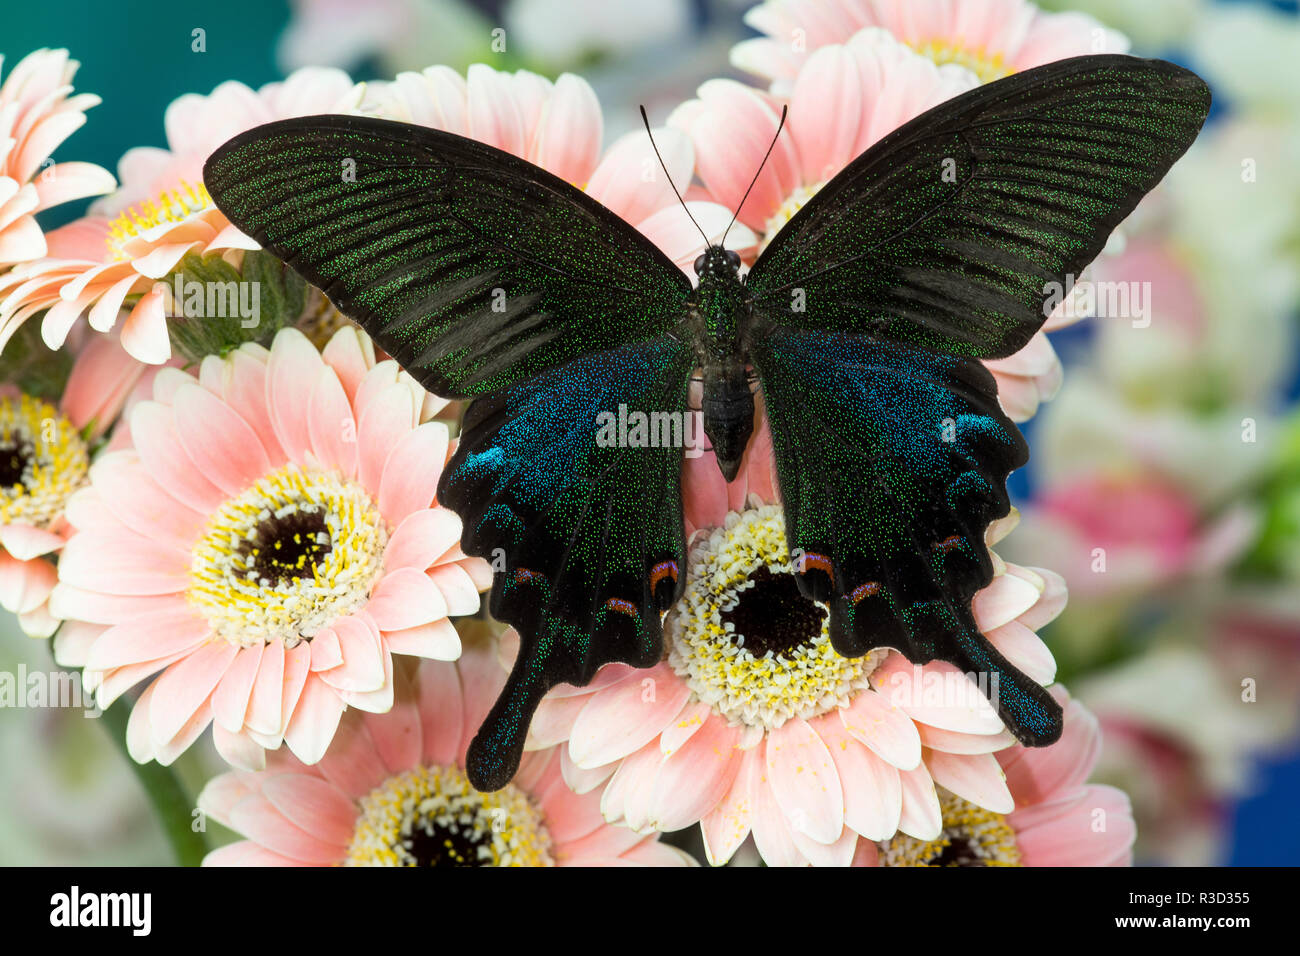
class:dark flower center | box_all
[929,835,985,867]
[404,820,488,867]
[0,438,34,489]
[238,508,332,585]
[721,567,827,658]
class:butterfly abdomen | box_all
[701,362,755,482]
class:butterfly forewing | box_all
[203,115,691,397]
[744,55,1212,359]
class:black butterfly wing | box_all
[743,55,1211,359]
[745,56,1210,748]
[206,115,700,790]
[203,114,692,397]
[440,338,693,790]
[752,329,1061,744]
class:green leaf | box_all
[0,319,74,401]
[165,250,307,364]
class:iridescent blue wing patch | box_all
[204,115,692,397]
[439,337,694,790]
[751,328,1062,745]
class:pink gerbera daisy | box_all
[0,332,144,636]
[0,49,116,268]
[0,67,364,364]
[521,480,1066,866]
[1011,470,1256,600]
[198,636,693,867]
[670,28,1069,421]
[49,325,491,770]
[364,63,756,269]
[860,686,1136,865]
[733,0,1129,92]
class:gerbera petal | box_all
[530,73,601,186]
[701,746,762,866]
[313,714,389,798]
[212,643,264,733]
[172,382,271,495]
[764,716,844,844]
[377,421,449,525]
[202,841,305,867]
[985,619,1057,686]
[319,614,386,692]
[558,748,616,796]
[283,675,347,766]
[83,606,210,671]
[227,793,342,864]
[897,762,943,842]
[245,639,286,736]
[260,774,356,849]
[872,655,1004,735]
[356,381,416,491]
[266,327,323,462]
[212,724,266,771]
[0,523,63,561]
[320,325,374,401]
[363,665,422,773]
[790,823,859,867]
[307,365,358,477]
[972,571,1042,631]
[750,755,806,867]
[365,566,450,632]
[57,531,189,595]
[926,750,1015,814]
[417,656,464,767]
[838,686,922,770]
[383,508,463,572]
[648,716,742,832]
[819,717,903,841]
[89,452,205,550]
[382,618,462,661]
[568,663,691,769]
[128,400,226,512]
[119,285,171,364]
[425,563,481,616]
[147,641,238,745]
[1012,785,1135,866]
[528,694,589,751]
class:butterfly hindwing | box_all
[745,55,1211,359]
[439,337,693,790]
[204,114,692,397]
[752,327,1062,744]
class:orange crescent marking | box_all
[802,552,835,584]
[604,597,638,618]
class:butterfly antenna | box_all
[721,104,788,248]
[640,105,711,249]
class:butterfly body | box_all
[688,245,755,480]
[204,55,1212,791]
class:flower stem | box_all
[99,695,210,866]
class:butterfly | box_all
[204,55,1210,791]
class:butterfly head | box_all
[693,245,741,281]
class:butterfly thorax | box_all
[688,246,754,483]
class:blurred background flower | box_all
[1,0,1297,866]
